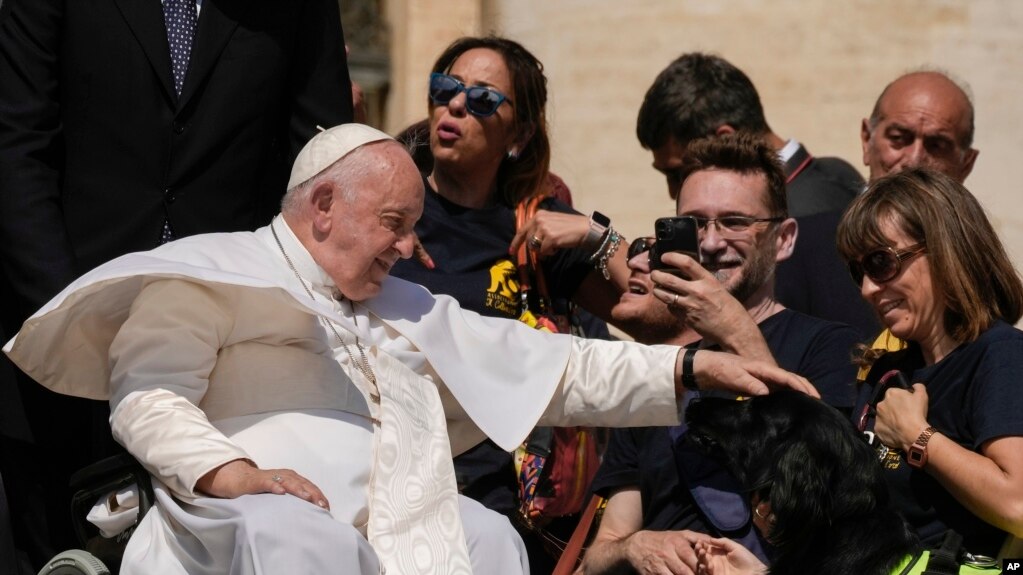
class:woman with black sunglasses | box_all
[389,36,632,573]
[836,167,1023,558]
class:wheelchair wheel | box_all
[36,549,110,575]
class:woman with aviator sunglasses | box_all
[389,36,632,572]
[836,168,1023,557]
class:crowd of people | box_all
[0,3,1020,575]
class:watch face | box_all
[592,211,611,227]
[907,446,926,467]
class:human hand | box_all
[875,383,930,451]
[624,529,702,575]
[651,253,771,363]
[686,350,819,399]
[510,210,591,258]
[196,459,330,510]
[694,537,767,575]
[413,233,435,269]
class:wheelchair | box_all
[35,454,152,575]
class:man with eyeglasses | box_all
[633,52,875,341]
[582,134,860,575]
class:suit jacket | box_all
[775,144,878,340]
[0,0,354,332]
[783,143,863,218]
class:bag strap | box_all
[515,195,553,312]
[551,495,604,575]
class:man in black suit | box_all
[0,0,353,565]
[636,52,876,339]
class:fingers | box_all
[692,351,818,399]
[413,235,435,269]
[658,251,706,279]
[262,469,330,511]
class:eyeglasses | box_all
[689,215,785,238]
[428,73,511,118]
[627,237,656,260]
[848,242,926,285]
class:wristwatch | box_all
[681,348,699,391]
[583,211,611,252]
[906,426,938,469]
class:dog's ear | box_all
[765,437,833,547]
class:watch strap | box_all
[583,211,610,252]
[907,426,938,468]
[682,348,699,391]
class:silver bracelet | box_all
[592,228,622,280]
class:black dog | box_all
[685,390,919,575]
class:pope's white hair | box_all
[280,144,376,215]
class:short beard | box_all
[721,242,777,304]
[611,300,686,345]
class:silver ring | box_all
[529,235,542,249]
[272,474,283,483]
[672,293,679,306]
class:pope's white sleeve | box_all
[537,338,681,427]
[109,279,251,499]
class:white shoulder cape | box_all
[3,226,573,451]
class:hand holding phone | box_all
[650,216,700,275]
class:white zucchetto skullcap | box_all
[287,123,394,190]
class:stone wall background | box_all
[383,0,1023,266]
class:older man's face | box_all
[316,142,424,301]
[861,72,978,183]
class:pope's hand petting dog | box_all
[623,529,703,575]
[874,383,930,452]
[693,537,766,575]
[652,252,775,364]
[196,459,330,510]
[684,350,818,399]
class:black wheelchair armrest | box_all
[69,452,153,548]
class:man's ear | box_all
[774,218,798,262]
[958,148,979,183]
[860,118,873,166]
[714,124,736,137]
[310,181,336,235]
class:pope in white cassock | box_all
[4,124,813,574]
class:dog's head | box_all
[684,390,889,549]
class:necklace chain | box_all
[271,222,377,387]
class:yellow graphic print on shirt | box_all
[485,259,520,316]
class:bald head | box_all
[861,71,978,183]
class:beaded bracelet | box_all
[590,227,622,280]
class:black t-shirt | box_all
[591,309,860,531]
[392,183,591,319]
[855,321,1023,556]
[390,182,594,513]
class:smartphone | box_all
[650,216,700,274]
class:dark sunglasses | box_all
[428,73,511,118]
[627,237,656,260]
[848,242,926,285]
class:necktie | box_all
[162,0,197,97]
[160,0,196,244]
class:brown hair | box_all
[430,36,550,207]
[677,132,788,217]
[837,168,1023,344]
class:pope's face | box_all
[314,142,424,301]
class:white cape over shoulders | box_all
[3,224,573,451]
